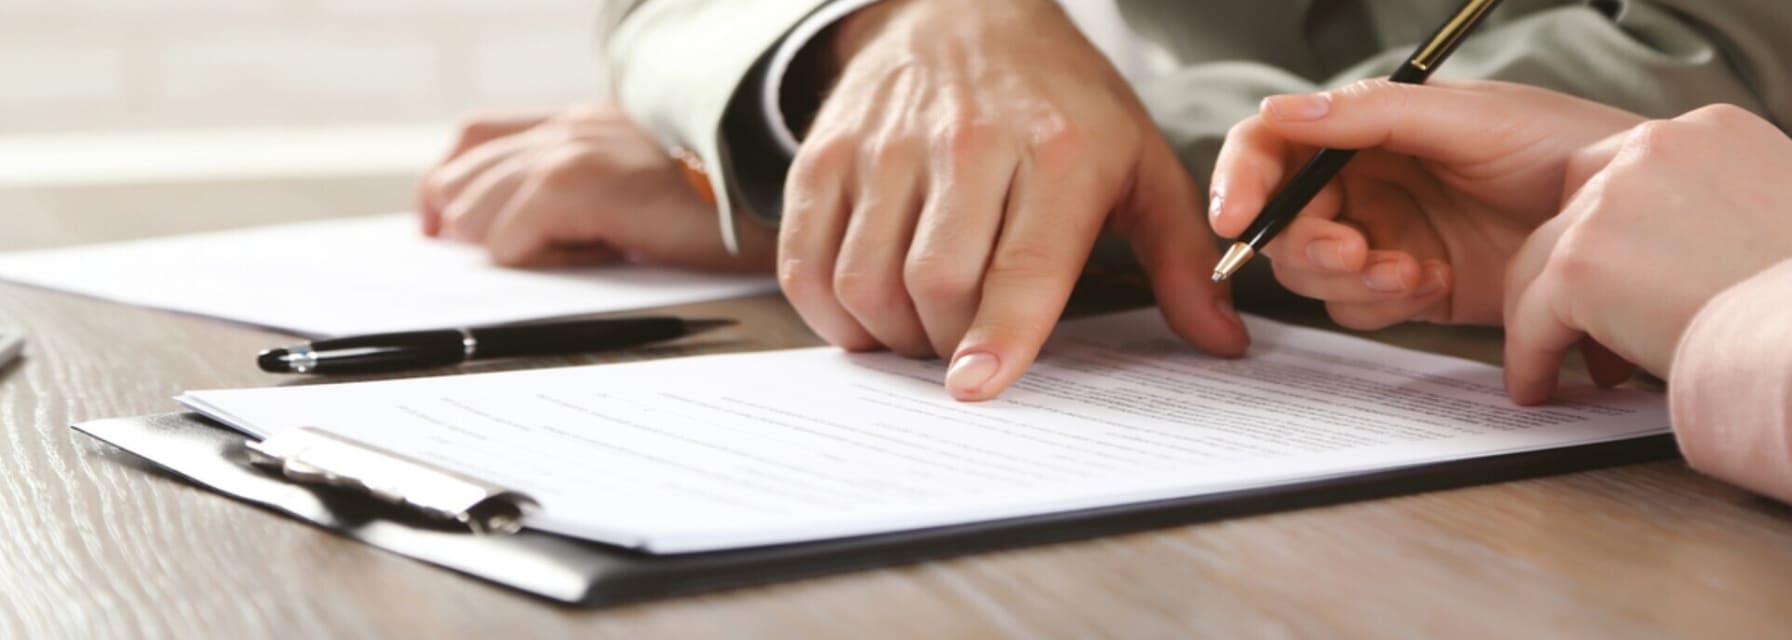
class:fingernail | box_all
[1207,191,1226,222]
[1363,261,1409,293]
[1262,93,1332,121]
[1413,266,1448,297]
[1305,240,1346,271]
[945,352,1001,395]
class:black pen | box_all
[258,316,734,374]
[1212,0,1502,282]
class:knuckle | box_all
[860,132,925,169]
[1543,228,1602,288]
[832,267,901,314]
[776,256,830,302]
[972,314,1056,347]
[1028,117,1090,168]
[792,135,855,180]
[532,147,602,188]
[932,121,1000,162]
[1684,103,1755,127]
[903,254,982,302]
[987,241,1064,283]
[1621,120,1684,160]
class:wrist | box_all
[830,0,921,66]
[830,0,1064,66]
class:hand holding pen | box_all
[1204,6,1660,332]
[1210,0,1502,284]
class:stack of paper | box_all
[0,214,778,336]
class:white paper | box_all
[0,214,777,336]
[180,310,1670,554]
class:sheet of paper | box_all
[0,214,777,336]
[180,310,1670,554]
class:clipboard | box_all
[74,412,1679,607]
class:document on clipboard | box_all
[170,309,1671,555]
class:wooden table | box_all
[5,202,1792,639]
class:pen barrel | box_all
[303,330,470,373]
[310,329,467,352]
[472,317,689,359]
[1388,63,1429,85]
[1240,148,1359,250]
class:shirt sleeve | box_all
[760,0,884,155]
[1669,258,1792,503]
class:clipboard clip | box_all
[245,427,539,535]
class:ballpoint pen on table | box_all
[258,316,733,375]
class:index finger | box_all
[945,156,1110,401]
[1209,116,1301,239]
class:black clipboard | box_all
[74,412,1678,606]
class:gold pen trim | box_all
[1211,243,1256,283]
[1411,0,1500,70]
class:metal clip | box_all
[245,427,538,535]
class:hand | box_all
[1503,105,1792,404]
[416,104,775,271]
[780,0,1248,401]
[1208,80,1643,329]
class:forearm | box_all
[1671,259,1792,503]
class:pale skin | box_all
[783,0,1246,400]
[1211,79,1792,403]
[421,0,1250,402]
[416,105,776,271]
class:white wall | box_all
[0,0,609,134]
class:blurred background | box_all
[0,1,1141,251]
[0,0,605,248]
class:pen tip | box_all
[1212,243,1256,283]
[256,348,289,373]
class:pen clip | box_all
[245,427,538,535]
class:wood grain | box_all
[3,206,1791,639]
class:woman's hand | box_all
[416,104,775,271]
[781,0,1247,401]
[1503,105,1792,404]
[1208,80,1643,329]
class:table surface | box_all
[5,203,1792,640]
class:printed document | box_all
[0,214,776,336]
[180,310,1669,553]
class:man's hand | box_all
[780,0,1248,401]
[1208,80,1643,329]
[417,104,775,271]
[1503,105,1792,404]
